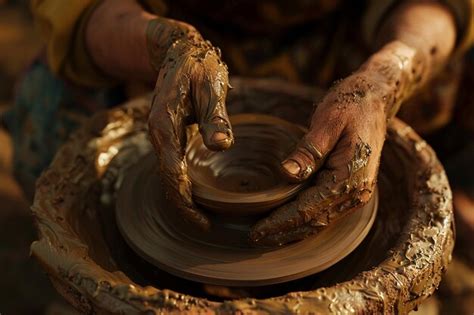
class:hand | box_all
[147,20,233,230]
[250,71,388,246]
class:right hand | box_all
[147,20,233,230]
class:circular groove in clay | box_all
[116,152,378,286]
[187,114,308,215]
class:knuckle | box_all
[181,23,198,35]
[291,145,310,161]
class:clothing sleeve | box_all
[30,0,167,87]
[362,0,474,57]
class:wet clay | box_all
[115,148,378,286]
[187,114,307,215]
[31,79,454,314]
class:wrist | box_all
[360,41,425,119]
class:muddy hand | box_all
[147,19,233,230]
[249,37,442,246]
[250,72,387,246]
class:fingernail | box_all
[282,159,301,176]
[211,131,229,143]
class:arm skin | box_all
[86,0,156,83]
[251,1,457,245]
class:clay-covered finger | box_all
[192,53,234,151]
[249,176,340,246]
[179,204,211,230]
[249,201,305,244]
[250,183,357,246]
[251,223,317,247]
[148,68,210,230]
[281,110,345,182]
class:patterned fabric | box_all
[1,59,125,186]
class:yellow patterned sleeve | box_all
[30,0,167,87]
[363,0,474,57]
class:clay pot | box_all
[31,78,454,314]
[187,113,307,215]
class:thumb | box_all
[281,118,344,182]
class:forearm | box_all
[85,0,198,84]
[85,0,155,82]
[361,1,456,118]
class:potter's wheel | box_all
[116,153,378,286]
[32,80,454,313]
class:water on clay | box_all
[95,88,411,302]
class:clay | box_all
[187,113,307,215]
[30,79,454,314]
[115,148,378,286]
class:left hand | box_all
[249,70,388,246]
[147,20,233,231]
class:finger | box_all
[249,174,358,246]
[251,223,316,247]
[192,55,234,151]
[149,70,210,230]
[249,201,304,244]
[249,170,343,245]
[251,195,367,247]
[179,204,211,230]
[281,108,345,182]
